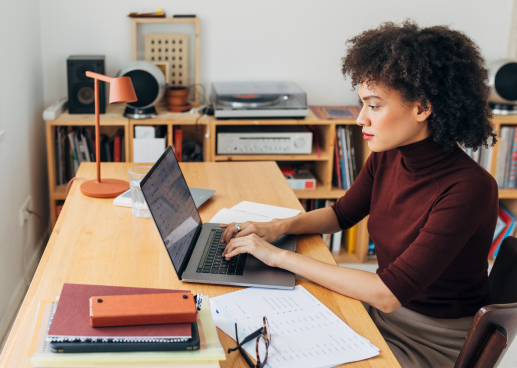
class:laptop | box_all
[140,146,296,289]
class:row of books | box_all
[494,126,517,189]
[460,145,493,173]
[299,199,357,255]
[334,126,357,190]
[54,126,125,185]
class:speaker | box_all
[488,59,517,115]
[67,55,106,114]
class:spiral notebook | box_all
[46,283,192,342]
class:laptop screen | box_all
[140,147,202,274]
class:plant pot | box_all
[167,102,192,113]
[166,86,189,98]
[167,95,188,106]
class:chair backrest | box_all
[454,236,517,368]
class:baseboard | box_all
[0,232,47,347]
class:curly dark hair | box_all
[342,20,496,151]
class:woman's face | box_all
[357,82,432,152]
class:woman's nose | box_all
[356,106,369,127]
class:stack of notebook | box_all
[29,283,225,367]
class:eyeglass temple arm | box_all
[231,328,263,350]
[229,323,255,368]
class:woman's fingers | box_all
[223,237,252,259]
[221,223,238,243]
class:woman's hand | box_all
[219,219,285,244]
[222,233,285,268]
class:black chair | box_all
[454,236,517,368]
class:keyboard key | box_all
[210,269,219,274]
[196,268,202,273]
[218,270,227,274]
[202,269,211,273]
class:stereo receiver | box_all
[217,126,313,155]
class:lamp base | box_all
[124,106,158,119]
[80,179,129,198]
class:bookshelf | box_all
[46,108,515,264]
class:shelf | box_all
[212,109,357,126]
[214,144,329,162]
[294,185,347,199]
[499,189,517,199]
[129,103,209,124]
[51,184,67,200]
[48,105,128,126]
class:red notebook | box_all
[47,283,192,341]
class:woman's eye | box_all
[369,105,379,110]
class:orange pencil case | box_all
[89,292,197,327]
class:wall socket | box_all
[19,196,32,227]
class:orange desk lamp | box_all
[80,71,137,198]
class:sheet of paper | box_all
[230,201,301,219]
[209,208,273,224]
[210,285,379,368]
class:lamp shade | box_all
[109,77,137,104]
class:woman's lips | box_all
[363,133,374,140]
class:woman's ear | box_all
[416,101,432,122]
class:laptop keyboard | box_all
[196,229,247,275]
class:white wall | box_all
[0,0,47,342]
[0,0,514,344]
[40,0,514,106]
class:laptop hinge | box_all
[178,224,203,279]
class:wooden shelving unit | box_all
[46,109,517,264]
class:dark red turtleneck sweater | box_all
[332,136,498,318]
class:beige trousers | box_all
[364,304,473,368]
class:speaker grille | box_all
[495,62,517,101]
[124,70,159,108]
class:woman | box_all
[221,21,498,368]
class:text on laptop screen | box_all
[142,149,201,272]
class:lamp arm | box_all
[85,71,113,83]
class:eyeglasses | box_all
[227,316,271,368]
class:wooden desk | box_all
[0,162,400,368]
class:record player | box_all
[210,81,309,118]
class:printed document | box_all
[210,285,379,368]
[209,201,301,224]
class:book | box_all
[339,126,350,189]
[334,135,342,189]
[488,205,516,259]
[47,283,192,342]
[174,128,183,162]
[346,225,357,254]
[113,135,121,162]
[283,167,316,190]
[30,296,225,367]
[331,230,342,255]
[504,127,515,188]
[509,128,517,189]
[367,239,376,258]
[344,127,354,186]
[67,131,80,176]
[493,215,506,242]
[336,127,345,189]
